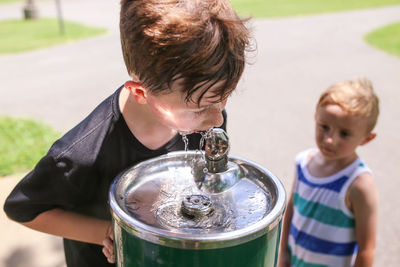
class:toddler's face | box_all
[144,80,228,133]
[314,104,372,161]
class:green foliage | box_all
[0,18,107,55]
[364,22,400,57]
[0,116,61,176]
[230,0,400,17]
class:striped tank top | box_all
[288,148,371,267]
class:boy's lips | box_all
[178,127,213,135]
[178,130,195,135]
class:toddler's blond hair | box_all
[317,77,380,132]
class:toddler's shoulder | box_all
[295,148,316,165]
[348,171,377,206]
[350,171,375,192]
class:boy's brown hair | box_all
[120,0,251,104]
[317,77,380,132]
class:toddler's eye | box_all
[340,130,351,138]
[319,124,329,131]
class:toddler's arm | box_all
[278,182,295,267]
[347,173,378,267]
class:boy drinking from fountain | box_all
[3,0,251,266]
[278,77,379,267]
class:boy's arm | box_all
[278,181,294,267]
[347,173,378,267]
[18,208,111,246]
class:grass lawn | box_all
[3,0,400,17]
[364,22,400,58]
[0,0,45,4]
[0,18,107,55]
[0,0,22,3]
[0,116,61,176]
[230,0,400,18]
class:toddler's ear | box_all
[360,132,376,146]
[124,81,147,104]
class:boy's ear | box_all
[360,132,376,146]
[124,80,148,104]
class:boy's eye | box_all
[194,109,207,115]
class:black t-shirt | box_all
[3,85,227,267]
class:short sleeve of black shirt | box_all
[3,85,227,267]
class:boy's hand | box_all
[102,223,115,263]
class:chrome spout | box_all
[204,128,229,173]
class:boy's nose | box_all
[205,102,226,129]
[214,101,227,126]
[212,110,224,128]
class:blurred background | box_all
[0,0,399,266]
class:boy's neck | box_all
[307,151,358,178]
[119,87,178,150]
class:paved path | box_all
[1,1,399,266]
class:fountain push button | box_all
[181,194,213,218]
